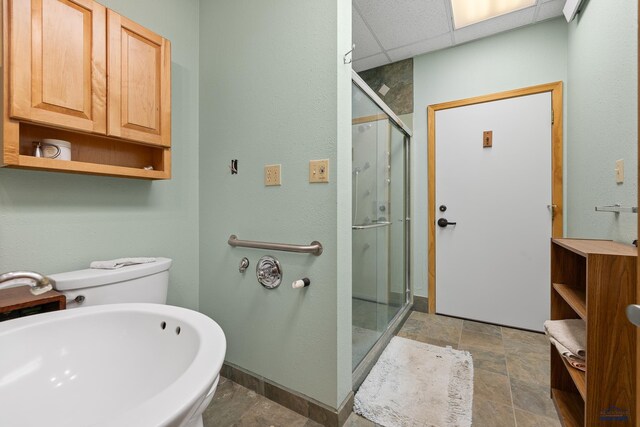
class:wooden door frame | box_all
[427,82,564,314]
[636,3,639,420]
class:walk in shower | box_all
[351,71,411,379]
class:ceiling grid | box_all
[353,0,566,72]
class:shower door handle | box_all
[437,218,456,228]
[352,221,392,230]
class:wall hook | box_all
[344,44,355,64]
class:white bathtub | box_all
[0,303,226,427]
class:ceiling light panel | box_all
[451,0,537,29]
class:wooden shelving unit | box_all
[0,285,65,322]
[550,238,638,426]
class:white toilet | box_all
[50,258,217,427]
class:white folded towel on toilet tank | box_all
[90,257,157,270]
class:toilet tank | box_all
[50,258,172,308]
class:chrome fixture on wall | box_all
[238,257,250,273]
[256,256,282,289]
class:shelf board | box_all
[13,155,168,180]
[553,283,586,320]
[552,238,637,257]
[552,388,584,427]
[554,344,586,400]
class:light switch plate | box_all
[483,131,493,148]
[309,159,329,183]
[616,159,624,183]
[265,164,281,186]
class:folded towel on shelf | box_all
[90,257,157,270]
[544,319,586,359]
[550,337,587,372]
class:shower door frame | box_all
[351,71,413,387]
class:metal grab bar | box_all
[228,235,323,256]
[352,221,392,230]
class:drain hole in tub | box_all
[160,321,167,330]
[175,326,181,335]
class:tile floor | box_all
[204,311,561,427]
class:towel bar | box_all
[595,204,638,213]
[227,235,323,256]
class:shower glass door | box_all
[352,81,409,370]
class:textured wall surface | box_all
[566,0,638,242]
[412,19,568,297]
[359,59,414,115]
[198,0,352,408]
[0,0,201,310]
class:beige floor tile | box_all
[396,329,459,349]
[506,350,550,386]
[459,329,505,354]
[235,399,315,427]
[502,327,549,354]
[514,408,561,426]
[344,412,378,426]
[203,378,262,427]
[510,378,557,419]
[472,398,516,427]
[468,348,508,375]
[397,318,427,337]
[473,368,513,406]
[398,312,463,347]
[464,319,502,338]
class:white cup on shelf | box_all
[41,139,71,161]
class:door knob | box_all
[627,305,640,327]
[437,218,457,228]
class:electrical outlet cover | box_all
[265,164,281,186]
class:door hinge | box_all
[551,109,555,125]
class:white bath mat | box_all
[354,336,473,427]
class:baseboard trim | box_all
[221,362,354,427]
[413,295,428,313]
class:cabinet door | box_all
[107,10,171,147]
[9,0,107,133]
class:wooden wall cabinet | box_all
[1,0,172,179]
[550,239,638,426]
[108,10,171,147]
[9,0,107,134]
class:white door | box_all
[435,93,552,332]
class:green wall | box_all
[566,0,638,242]
[412,19,569,297]
[0,0,201,310]
[198,0,352,409]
